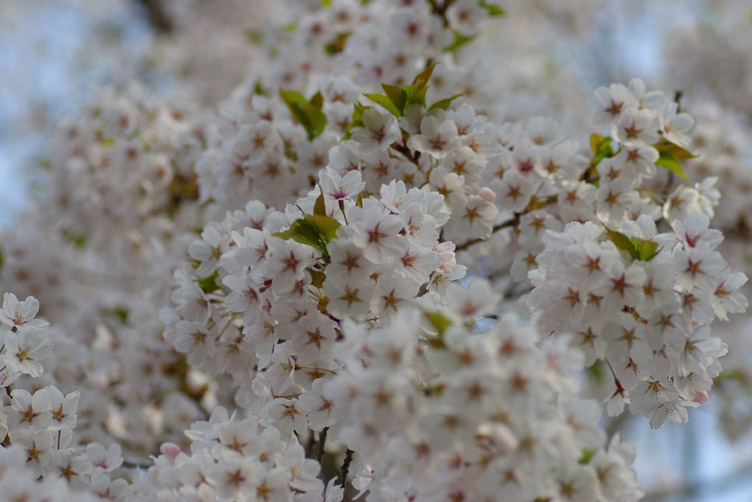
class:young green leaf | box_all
[589,134,614,167]
[578,449,596,465]
[604,227,660,261]
[424,310,452,337]
[324,32,350,55]
[630,238,660,261]
[314,190,327,216]
[382,83,407,113]
[654,139,696,160]
[273,214,341,258]
[196,270,220,294]
[364,92,403,118]
[428,93,464,112]
[443,30,477,52]
[342,101,368,141]
[412,62,438,91]
[605,228,638,260]
[589,133,604,155]
[655,149,689,182]
[479,0,506,16]
[279,88,328,141]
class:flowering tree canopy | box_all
[2,0,752,501]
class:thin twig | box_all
[339,448,354,486]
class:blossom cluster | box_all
[0,293,127,501]
[323,306,643,502]
[129,407,340,502]
[42,84,204,262]
[1,84,213,458]
[528,80,748,427]
[1,1,751,501]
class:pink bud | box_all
[478,187,496,203]
[160,442,183,460]
[694,390,709,403]
[434,242,457,275]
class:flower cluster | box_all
[322,304,643,502]
[42,84,204,262]
[0,293,127,501]
[0,85,213,459]
[130,407,340,502]
[166,165,461,425]
[528,80,748,427]
[2,1,752,500]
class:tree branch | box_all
[135,0,174,34]
[454,219,516,251]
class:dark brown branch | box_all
[339,448,354,486]
[454,219,516,251]
[135,0,174,34]
[316,427,329,465]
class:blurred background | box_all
[1,1,752,500]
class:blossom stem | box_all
[296,365,337,375]
[215,318,235,341]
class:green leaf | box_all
[342,101,368,141]
[382,83,407,113]
[653,138,693,182]
[428,93,464,112]
[479,0,506,16]
[578,449,596,465]
[274,219,320,249]
[655,149,689,182]
[244,29,262,44]
[252,78,266,96]
[412,62,438,91]
[314,190,327,216]
[443,30,477,52]
[604,228,660,261]
[424,310,452,336]
[364,92,403,118]
[70,233,88,249]
[411,86,428,108]
[352,101,366,125]
[605,228,639,260]
[589,133,604,155]
[654,138,697,160]
[310,91,324,110]
[197,270,220,294]
[273,214,341,257]
[589,134,614,167]
[279,88,328,141]
[104,305,130,325]
[630,238,660,261]
[585,362,604,384]
[307,214,341,243]
[324,32,350,56]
